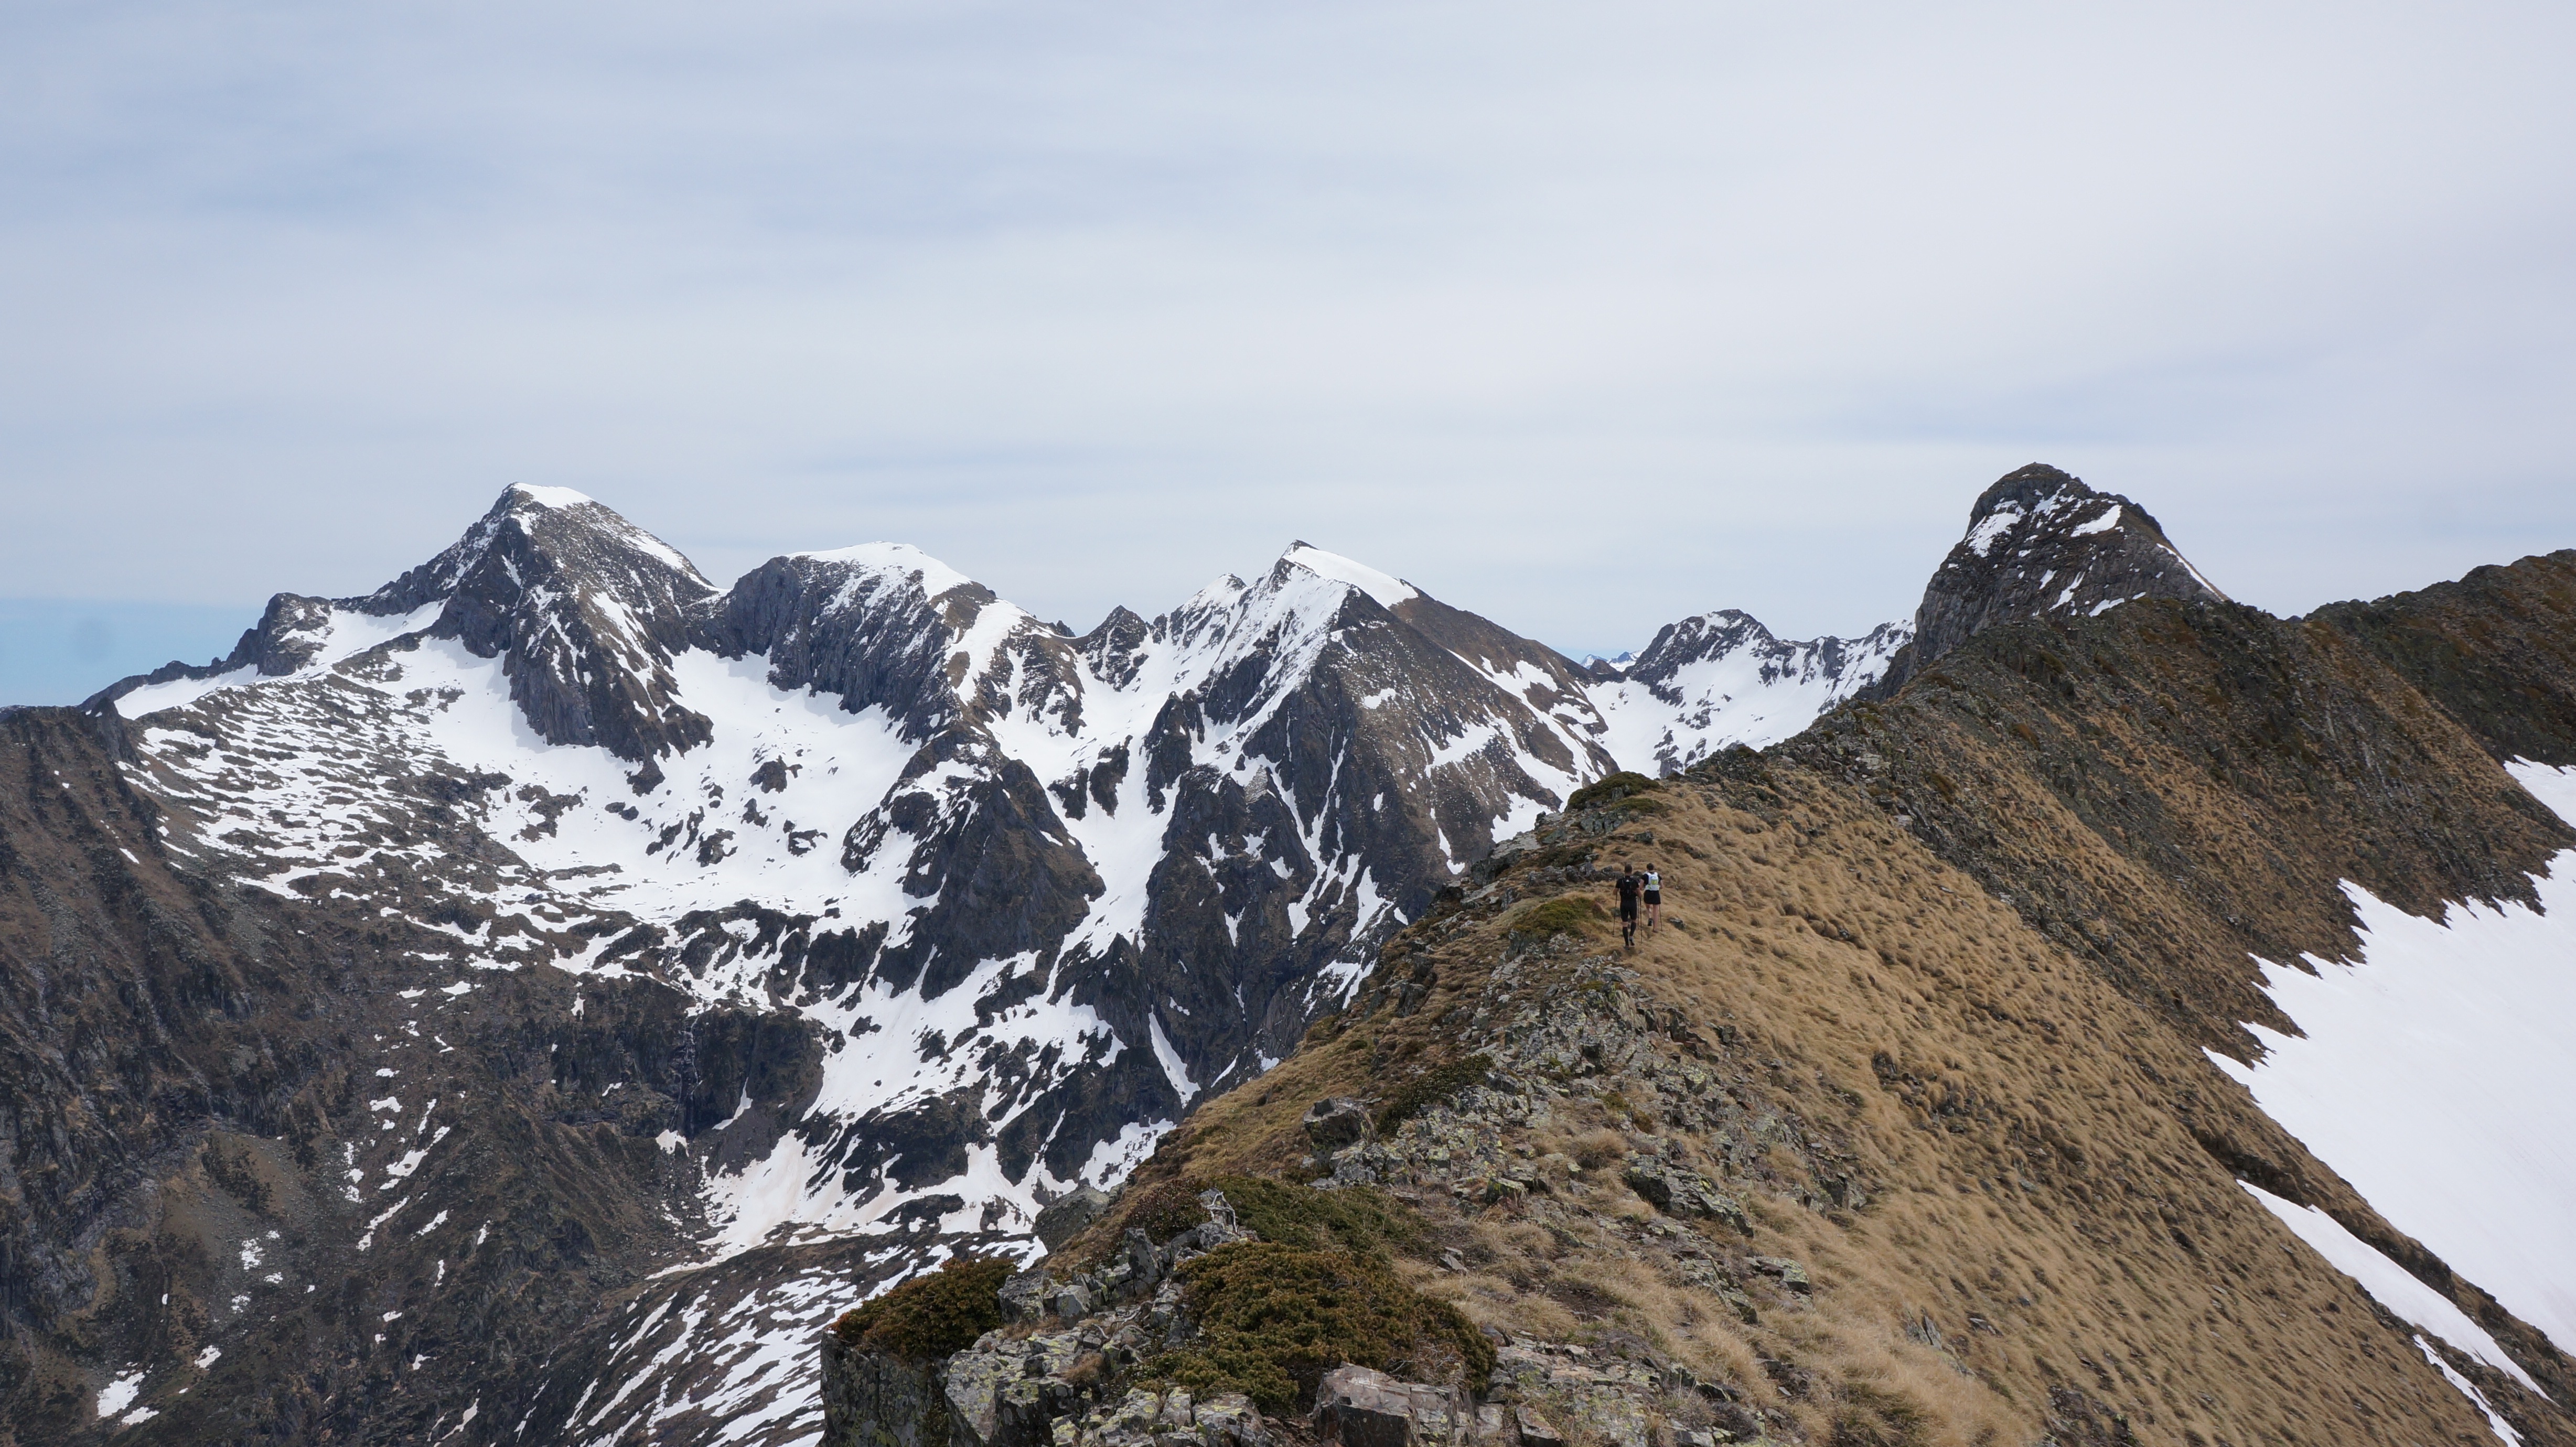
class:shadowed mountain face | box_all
[2312,546,2576,766]
[12,468,2574,1445]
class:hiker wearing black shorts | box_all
[1613,864,1643,948]
[1641,865,1662,931]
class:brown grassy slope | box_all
[1774,598,2573,1062]
[1088,773,2568,1445]
[2312,548,2576,768]
[1754,595,2576,1392]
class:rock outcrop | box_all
[1864,462,2228,697]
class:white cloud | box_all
[3,0,2572,663]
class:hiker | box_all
[1613,862,1644,948]
[1641,864,1662,931]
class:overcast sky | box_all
[5,0,2574,703]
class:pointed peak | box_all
[1969,462,2087,519]
[1278,542,1420,610]
[362,484,711,620]
[431,484,709,590]
[1956,465,2132,559]
[1873,465,2230,696]
[499,483,600,513]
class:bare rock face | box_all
[1036,1186,1113,1251]
[820,1338,950,1447]
[1867,462,2228,697]
[1313,1365,1468,1447]
[1302,1096,1374,1151]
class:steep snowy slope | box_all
[1589,611,1910,769]
[81,488,1638,1442]
[2205,753,2576,1369]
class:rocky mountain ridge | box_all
[822,524,2576,1447]
[5,465,2569,1445]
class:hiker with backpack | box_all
[1613,863,1644,948]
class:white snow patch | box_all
[2210,760,2576,1358]
[2238,1182,2538,1396]
[2418,1336,2525,1445]
[1281,544,1419,610]
[115,666,260,716]
[1962,506,2022,557]
[510,484,597,509]
[1148,1014,1199,1105]
[98,1370,145,1418]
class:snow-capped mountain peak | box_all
[1879,463,2229,695]
[1277,541,1421,610]
[1590,607,1912,773]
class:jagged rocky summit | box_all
[1862,462,2227,697]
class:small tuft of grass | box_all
[1827,1381,1933,1447]
[1569,1128,1628,1171]
[831,1256,1011,1359]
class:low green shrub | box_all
[1118,1173,1419,1256]
[1217,1175,1419,1256]
[1565,771,1657,811]
[1140,1243,1493,1411]
[1510,896,1603,942]
[831,1255,1011,1359]
[1119,1175,1223,1245]
[1376,1053,1497,1133]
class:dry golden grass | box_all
[1103,768,2572,1446]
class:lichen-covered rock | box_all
[1194,1392,1270,1447]
[1304,1097,1375,1151]
[1620,1156,1751,1236]
[1002,1268,1057,1323]
[1488,1348,1643,1447]
[1313,1365,1468,1447]
[1745,1257,1811,1294]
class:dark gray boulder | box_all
[1035,1186,1113,1251]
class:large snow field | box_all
[2211,760,2576,1364]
